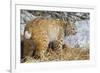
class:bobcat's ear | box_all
[67,19,76,25]
[24,31,31,39]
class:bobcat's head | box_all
[64,20,77,36]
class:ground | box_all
[21,45,89,63]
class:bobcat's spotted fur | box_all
[23,18,77,59]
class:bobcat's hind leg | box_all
[32,32,49,61]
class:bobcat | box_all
[23,17,77,60]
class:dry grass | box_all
[22,45,89,63]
